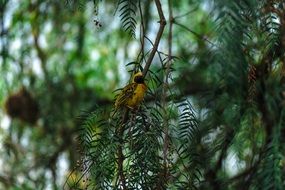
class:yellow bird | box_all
[115,72,147,109]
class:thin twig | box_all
[174,7,198,20]
[173,20,218,48]
[142,0,166,77]
[144,35,155,47]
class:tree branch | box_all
[116,109,129,189]
[142,0,166,77]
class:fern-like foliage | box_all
[252,110,284,190]
[117,0,138,38]
[65,110,117,189]
[173,100,201,189]
[208,1,285,189]
[65,64,204,189]
[255,138,282,190]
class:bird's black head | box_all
[134,75,144,84]
[132,72,145,84]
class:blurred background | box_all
[1,0,284,189]
[0,0,131,189]
[0,0,213,189]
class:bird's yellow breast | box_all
[126,83,147,108]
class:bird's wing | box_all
[115,83,137,107]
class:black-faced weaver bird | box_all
[114,72,147,111]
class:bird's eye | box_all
[134,76,144,83]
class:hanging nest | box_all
[5,87,39,125]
